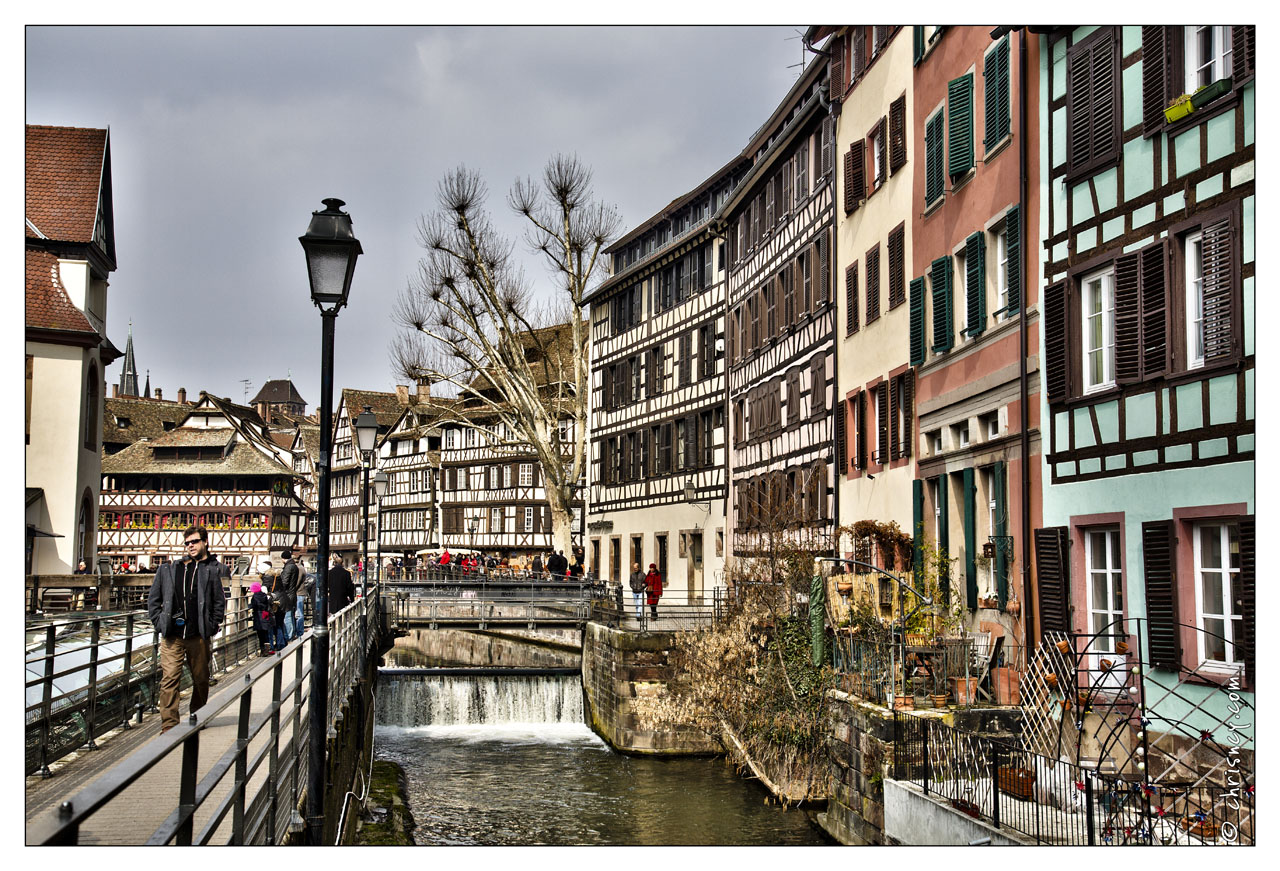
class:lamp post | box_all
[300,197,361,846]
[468,516,479,553]
[355,406,378,595]
[372,469,388,584]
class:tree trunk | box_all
[546,486,574,564]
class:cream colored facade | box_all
[833,27,916,553]
[26,261,109,574]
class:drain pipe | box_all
[1017,28,1034,659]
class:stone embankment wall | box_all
[580,622,720,755]
[816,691,1023,845]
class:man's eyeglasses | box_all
[184,538,205,546]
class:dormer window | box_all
[117,417,130,428]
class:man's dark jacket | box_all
[279,558,300,610]
[327,564,356,613]
[147,555,228,638]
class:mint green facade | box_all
[1037,26,1254,749]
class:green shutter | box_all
[947,73,974,178]
[1004,204,1021,315]
[984,37,1011,147]
[937,474,950,605]
[909,276,927,365]
[962,467,977,610]
[964,231,986,336]
[930,256,953,353]
[925,112,944,205]
[913,25,925,65]
[912,478,924,590]
[994,461,1008,608]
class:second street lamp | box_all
[355,405,378,594]
[299,197,361,846]
[373,469,388,584]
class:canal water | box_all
[374,642,829,846]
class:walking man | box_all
[628,562,646,620]
[147,525,227,731]
[328,553,356,613]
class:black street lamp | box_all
[468,516,480,553]
[373,469,388,584]
[355,406,378,594]
[299,197,361,846]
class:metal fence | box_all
[832,632,1024,709]
[27,586,387,845]
[25,597,262,776]
[892,712,1254,845]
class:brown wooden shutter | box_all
[900,370,914,459]
[846,141,864,213]
[765,175,775,228]
[845,262,859,335]
[1043,280,1070,403]
[1067,44,1093,171]
[767,276,778,338]
[876,385,889,465]
[888,376,900,460]
[662,422,673,474]
[887,224,905,308]
[1239,516,1255,685]
[1113,251,1142,385]
[876,117,888,186]
[811,354,826,416]
[816,463,828,521]
[821,116,833,178]
[852,27,866,79]
[1090,35,1118,166]
[1142,520,1181,671]
[866,243,881,324]
[1232,26,1256,84]
[781,156,792,214]
[829,34,846,102]
[1140,240,1168,377]
[1141,26,1169,138]
[889,94,907,174]
[1201,216,1237,364]
[1034,526,1071,636]
[815,230,830,311]
[835,396,847,476]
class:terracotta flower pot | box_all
[1100,659,1114,671]
[1115,641,1129,655]
[931,694,949,709]
[1055,639,1072,654]
[893,695,915,711]
[1045,673,1059,688]
[836,579,853,597]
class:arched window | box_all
[77,490,93,564]
[84,362,100,450]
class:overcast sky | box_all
[26,25,806,413]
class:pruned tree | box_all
[391,155,620,556]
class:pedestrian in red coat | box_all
[644,563,663,621]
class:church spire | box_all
[143,369,151,399]
[118,320,139,397]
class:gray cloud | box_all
[27,25,804,410]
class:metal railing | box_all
[25,597,261,776]
[27,586,386,845]
[892,712,1254,845]
[589,583,726,631]
[831,632,1024,709]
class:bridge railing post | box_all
[38,624,55,776]
[84,616,100,749]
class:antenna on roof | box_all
[239,379,252,404]
[786,28,807,78]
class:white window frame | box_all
[996,227,1010,319]
[982,468,997,593]
[929,479,941,544]
[1081,267,1116,394]
[465,428,476,447]
[870,124,885,189]
[1084,528,1125,682]
[490,506,504,534]
[955,247,969,341]
[519,463,533,487]
[1186,231,1206,370]
[503,465,513,488]
[1193,521,1242,668]
[445,429,456,449]
[1184,26,1233,94]
[524,506,534,532]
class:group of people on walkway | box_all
[427,547,587,580]
[628,562,664,620]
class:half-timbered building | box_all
[1035,26,1254,744]
[584,156,747,598]
[909,26,1042,653]
[376,383,453,560]
[331,389,404,565]
[437,324,584,559]
[98,392,307,572]
[717,55,838,559]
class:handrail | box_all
[27,585,385,845]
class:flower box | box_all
[1191,78,1232,109]
[1164,94,1194,123]
[997,766,1037,800]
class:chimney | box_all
[155,388,163,401]
[416,379,431,402]
[396,384,409,405]
[112,384,119,398]
[178,387,187,404]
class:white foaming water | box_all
[375,674,585,727]
[375,722,607,747]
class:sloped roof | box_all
[146,427,235,448]
[26,125,108,243]
[200,392,268,430]
[103,396,195,447]
[341,389,404,429]
[251,378,307,407]
[102,437,294,477]
[297,424,321,461]
[267,429,296,449]
[26,249,95,333]
[465,321,583,395]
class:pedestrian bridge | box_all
[383,577,606,630]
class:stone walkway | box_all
[26,640,312,845]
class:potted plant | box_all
[949,675,979,704]
[1191,78,1232,109]
[1165,93,1194,123]
[931,692,949,709]
[893,693,915,711]
[997,766,1037,800]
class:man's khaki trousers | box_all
[158,635,211,730]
